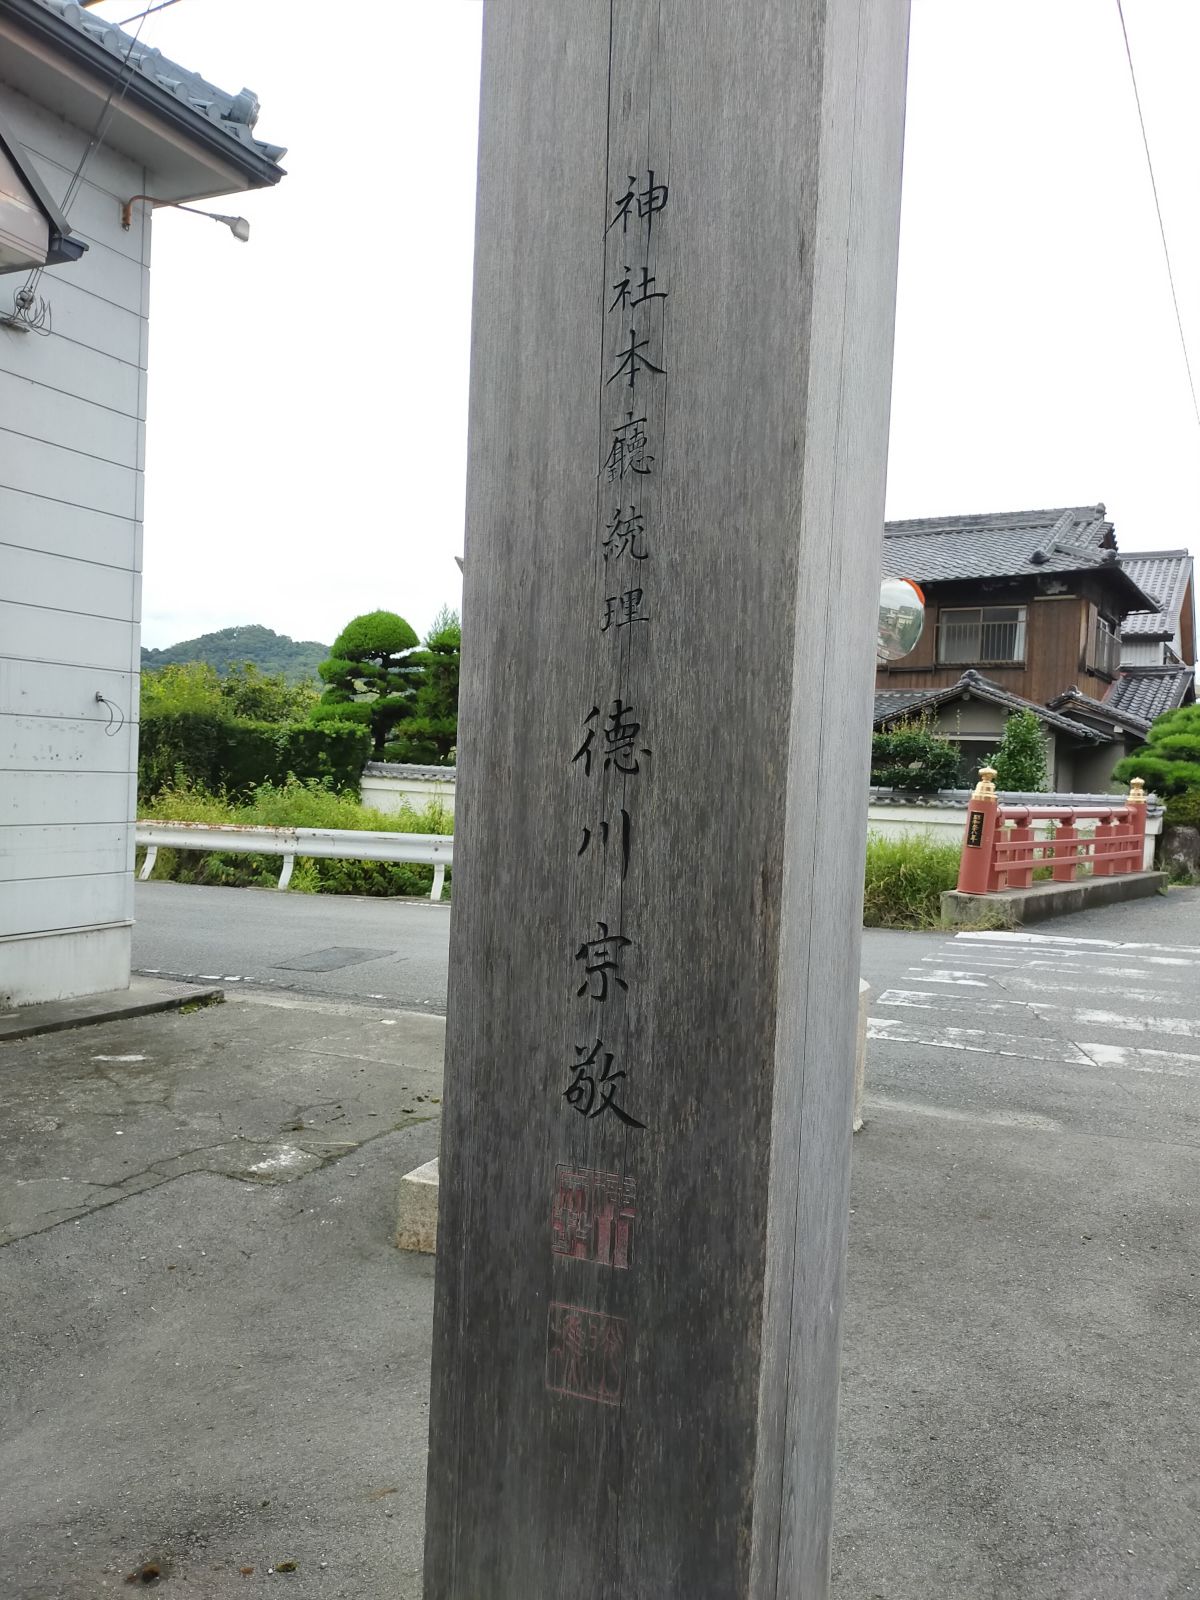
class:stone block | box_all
[1160,825,1200,881]
[396,1157,439,1254]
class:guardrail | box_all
[136,822,453,901]
[956,768,1147,895]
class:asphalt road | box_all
[837,887,1200,1597]
[18,880,1200,1596]
[133,882,451,1011]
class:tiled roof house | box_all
[875,505,1195,792]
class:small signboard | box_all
[967,810,985,848]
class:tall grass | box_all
[138,777,453,897]
[862,831,960,929]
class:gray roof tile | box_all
[1117,550,1193,638]
[1103,666,1195,726]
[363,763,456,783]
[874,670,1104,741]
[881,504,1156,611]
[1047,686,1152,734]
[28,0,285,165]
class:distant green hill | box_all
[142,625,329,683]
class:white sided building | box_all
[0,0,284,1005]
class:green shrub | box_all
[1164,789,1200,829]
[138,711,276,799]
[863,832,961,928]
[141,661,317,722]
[871,719,958,792]
[275,721,374,792]
[138,712,371,800]
[986,709,1049,792]
[1114,705,1200,798]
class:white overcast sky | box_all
[85,0,1200,650]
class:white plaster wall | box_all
[1120,638,1164,667]
[0,84,149,1003]
[360,773,457,817]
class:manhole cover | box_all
[273,947,394,972]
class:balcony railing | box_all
[1092,623,1120,679]
[937,617,1025,665]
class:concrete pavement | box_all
[3,893,1200,1596]
[841,902,1200,1597]
[1,992,442,1597]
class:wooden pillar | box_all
[424,3,910,1596]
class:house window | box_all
[937,606,1027,665]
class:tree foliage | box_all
[385,611,461,766]
[871,718,959,792]
[986,709,1049,792]
[141,624,328,682]
[315,608,463,764]
[139,711,371,800]
[314,610,422,757]
[1114,703,1200,799]
[141,662,317,724]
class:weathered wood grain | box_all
[425,2,909,1595]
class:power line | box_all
[1116,0,1200,435]
[10,1,153,317]
[116,0,182,28]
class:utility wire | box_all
[1116,0,1200,434]
[14,2,153,308]
[116,0,182,28]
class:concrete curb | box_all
[940,871,1168,929]
[0,979,224,1044]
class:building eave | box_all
[0,0,284,195]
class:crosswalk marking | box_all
[956,931,1200,957]
[868,924,1200,1089]
[869,1016,1200,1078]
[866,1017,1093,1064]
[879,989,1200,1040]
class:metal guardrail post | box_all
[135,822,453,901]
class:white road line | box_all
[910,970,990,985]
[976,980,1180,1005]
[880,990,1200,1039]
[1079,1041,1200,1078]
[866,1094,1063,1131]
[1072,1009,1200,1040]
[867,1017,1091,1064]
[923,954,1028,967]
[933,953,1194,985]
[957,931,1200,960]
[880,988,1030,1013]
[868,1016,1200,1078]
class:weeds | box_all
[862,832,961,929]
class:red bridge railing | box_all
[956,769,1148,895]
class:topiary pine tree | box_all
[986,709,1049,792]
[386,611,461,766]
[313,611,420,756]
[1113,703,1200,798]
